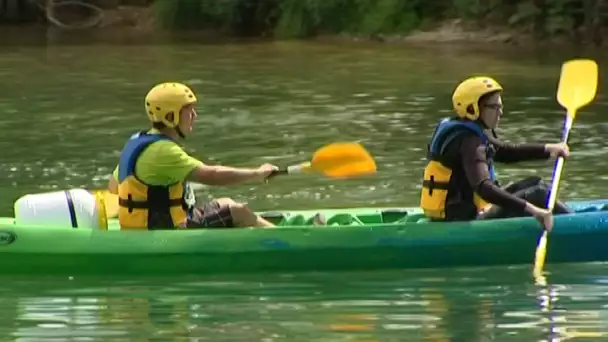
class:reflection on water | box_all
[0,42,607,215]
[1,264,608,341]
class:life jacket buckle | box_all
[126,194,134,213]
[427,175,436,195]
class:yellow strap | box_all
[94,191,109,231]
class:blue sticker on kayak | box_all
[260,239,290,249]
[0,231,16,245]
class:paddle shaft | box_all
[534,110,575,274]
[533,112,573,277]
[532,59,598,279]
[545,111,574,210]
[267,169,289,178]
[266,163,310,179]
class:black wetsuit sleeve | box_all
[458,134,528,211]
[488,131,550,163]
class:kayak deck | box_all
[0,207,428,231]
[0,199,607,275]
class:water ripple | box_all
[0,42,607,216]
[1,264,608,340]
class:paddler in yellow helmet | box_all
[107,82,279,230]
[419,76,573,231]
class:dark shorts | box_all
[184,200,234,229]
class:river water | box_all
[1,36,608,340]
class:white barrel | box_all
[14,188,106,229]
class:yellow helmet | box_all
[452,76,503,120]
[145,82,197,128]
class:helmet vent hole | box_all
[146,102,150,106]
[166,112,175,122]
[487,84,493,88]
[148,110,153,115]
[188,94,194,99]
[156,107,161,111]
[466,105,475,115]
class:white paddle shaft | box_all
[546,112,574,210]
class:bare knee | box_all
[226,202,257,227]
[209,197,273,228]
[212,197,255,226]
[214,197,238,207]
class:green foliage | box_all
[151,0,598,40]
[272,0,422,37]
[508,1,542,26]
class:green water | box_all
[2,41,608,215]
[2,265,608,341]
[2,37,608,340]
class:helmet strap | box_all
[162,112,185,139]
[476,117,489,129]
[176,127,185,139]
[152,122,166,130]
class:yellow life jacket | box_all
[419,117,497,220]
[117,131,195,230]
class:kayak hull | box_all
[1,199,608,275]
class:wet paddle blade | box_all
[309,142,377,178]
[557,59,599,118]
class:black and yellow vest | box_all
[117,131,195,230]
[420,117,497,221]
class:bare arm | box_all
[108,141,274,189]
[107,176,118,194]
[186,164,265,186]
[108,164,264,189]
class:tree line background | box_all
[0,0,606,45]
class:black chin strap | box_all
[176,127,185,139]
[476,118,489,130]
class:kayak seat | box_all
[575,206,601,213]
[260,211,286,225]
[326,213,364,226]
[395,213,428,224]
[275,213,365,226]
[286,215,307,226]
[381,209,409,223]
[577,204,608,212]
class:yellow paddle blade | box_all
[309,142,377,178]
[557,59,599,118]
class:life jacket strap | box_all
[422,175,450,195]
[119,194,184,213]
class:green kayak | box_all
[0,199,607,275]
